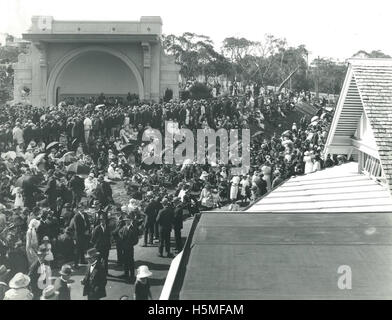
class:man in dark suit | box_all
[91,216,111,273]
[45,174,58,214]
[69,174,85,209]
[95,175,114,207]
[56,227,76,265]
[81,248,107,300]
[156,198,174,258]
[28,245,49,300]
[119,215,139,283]
[142,196,160,246]
[71,209,90,268]
[54,264,74,300]
[112,209,126,266]
[172,197,184,252]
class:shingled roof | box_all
[351,59,392,194]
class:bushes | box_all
[180,90,191,101]
[164,88,173,102]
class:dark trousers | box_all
[115,240,123,264]
[100,250,109,274]
[154,222,159,240]
[123,247,135,278]
[144,224,154,245]
[174,227,182,251]
[158,228,171,255]
[75,239,87,265]
[72,191,82,208]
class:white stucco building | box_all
[13,16,180,106]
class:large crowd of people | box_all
[0,87,340,300]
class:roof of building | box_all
[351,59,392,193]
[246,162,392,212]
[326,58,392,193]
[180,210,392,299]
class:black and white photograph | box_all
[0,0,392,307]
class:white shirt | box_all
[13,127,24,144]
[83,117,92,131]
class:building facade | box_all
[13,16,180,106]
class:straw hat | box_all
[40,285,59,300]
[9,272,30,289]
[85,248,100,259]
[201,171,209,177]
[136,265,152,279]
[59,264,73,277]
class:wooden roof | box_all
[351,59,392,193]
[247,162,392,212]
[326,58,392,193]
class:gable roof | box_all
[351,59,392,193]
[326,58,392,194]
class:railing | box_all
[360,151,386,184]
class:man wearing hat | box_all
[60,203,74,227]
[81,248,107,300]
[156,198,174,258]
[0,264,11,299]
[28,244,50,300]
[112,208,126,266]
[71,209,91,268]
[91,215,111,273]
[3,272,33,300]
[69,173,85,208]
[142,195,161,247]
[57,227,76,265]
[54,264,74,300]
[95,174,114,207]
[119,215,139,283]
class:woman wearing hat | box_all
[134,265,152,300]
[40,285,59,300]
[3,272,33,300]
[199,183,214,210]
[303,151,314,175]
[26,218,40,266]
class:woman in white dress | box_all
[26,219,40,266]
[303,151,314,174]
[230,175,240,201]
[261,163,272,191]
[12,186,24,208]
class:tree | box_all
[221,37,256,80]
[0,45,24,104]
[352,50,391,58]
[162,33,230,82]
[310,58,347,94]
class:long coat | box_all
[54,277,71,300]
[82,259,107,299]
[91,225,111,255]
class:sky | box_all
[1,0,392,61]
